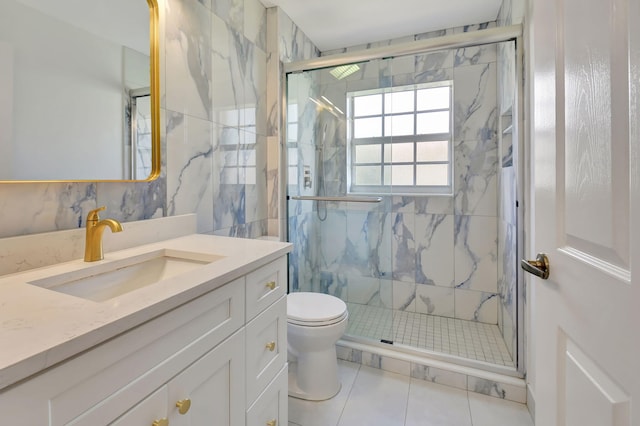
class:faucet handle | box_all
[87,206,106,222]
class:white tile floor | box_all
[289,361,533,426]
[347,303,514,367]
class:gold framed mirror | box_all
[0,0,160,182]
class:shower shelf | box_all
[288,195,382,203]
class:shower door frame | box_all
[279,24,526,376]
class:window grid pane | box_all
[355,144,382,164]
[355,165,382,185]
[384,114,415,137]
[417,111,450,134]
[417,164,449,186]
[354,94,382,117]
[417,87,451,111]
[384,90,415,114]
[354,117,383,138]
[391,142,414,163]
[417,140,449,162]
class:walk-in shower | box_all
[284,26,524,375]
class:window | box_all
[347,82,453,194]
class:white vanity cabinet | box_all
[114,330,245,426]
[0,255,288,426]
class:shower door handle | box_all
[521,253,550,280]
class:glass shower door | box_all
[286,63,395,344]
[284,37,521,372]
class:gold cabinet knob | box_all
[176,398,191,415]
[265,341,276,351]
[265,281,276,290]
[152,419,168,426]
[266,420,277,426]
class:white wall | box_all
[124,47,150,90]
[0,42,13,178]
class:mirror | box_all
[0,0,160,182]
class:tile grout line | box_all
[466,389,476,426]
[335,363,362,426]
[403,377,413,426]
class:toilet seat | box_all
[288,311,348,327]
[287,292,348,327]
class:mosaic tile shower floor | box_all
[345,303,514,367]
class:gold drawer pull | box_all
[267,420,277,426]
[176,398,191,415]
[265,281,276,290]
[152,419,168,426]
[266,341,276,351]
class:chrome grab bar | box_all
[288,195,382,203]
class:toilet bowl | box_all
[287,292,348,401]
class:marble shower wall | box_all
[288,23,507,325]
[0,1,318,275]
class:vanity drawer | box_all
[245,295,287,405]
[246,257,286,321]
[246,364,288,426]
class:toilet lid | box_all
[287,292,347,324]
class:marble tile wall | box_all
[287,23,508,325]
[166,0,271,239]
[0,1,318,275]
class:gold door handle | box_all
[152,419,169,426]
[265,281,276,290]
[176,398,191,415]
[266,420,277,426]
[266,341,276,351]
[521,253,550,279]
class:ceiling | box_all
[260,0,503,52]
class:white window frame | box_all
[346,81,454,195]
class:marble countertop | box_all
[0,234,291,392]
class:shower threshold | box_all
[345,303,516,373]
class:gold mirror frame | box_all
[146,0,161,182]
[2,0,160,183]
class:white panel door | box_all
[530,0,640,424]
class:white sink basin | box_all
[29,249,224,302]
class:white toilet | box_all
[287,292,348,401]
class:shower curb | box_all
[336,339,527,404]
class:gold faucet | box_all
[84,206,123,262]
